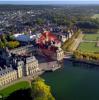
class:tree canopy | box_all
[31,78,55,100]
[7,41,20,49]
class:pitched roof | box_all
[37,31,60,44]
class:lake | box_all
[42,60,99,100]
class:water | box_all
[42,60,99,100]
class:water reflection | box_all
[42,59,99,100]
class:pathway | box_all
[81,40,98,43]
[0,76,32,91]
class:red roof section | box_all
[37,31,60,44]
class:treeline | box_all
[76,18,99,29]
[62,29,81,52]
[73,50,99,61]
[51,15,75,26]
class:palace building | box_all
[36,31,64,61]
[0,31,64,87]
[0,47,42,87]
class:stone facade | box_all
[55,29,74,43]
[56,48,64,61]
[0,44,64,87]
[37,47,64,61]
[0,67,17,86]
[10,45,35,55]
[0,54,41,87]
[25,56,40,76]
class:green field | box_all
[0,81,30,97]
[83,34,99,41]
[91,14,99,19]
[77,42,99,53]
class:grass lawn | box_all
[83,34,99,41]
[77,42,99,53]
[0,81,30,97]
[91,14,99,19]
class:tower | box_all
[25,56,40,76]
[56,48,64,61]
[17,61,23,78]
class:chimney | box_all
[0,67,2,71]
[4,65,7,69]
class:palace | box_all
[0,55,42,87]
[0,47,42,87]
[0,44,64,87]
[36,31,64,61]
[0,30,65,87]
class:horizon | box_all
[0,1,99,5]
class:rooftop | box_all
[0,67,14,77]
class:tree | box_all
[36,18,44,25]
[74,50,99,61]
[0,41,5,48]
[1,34,7,46]
[31,77,55,100]
[7,41,20,49]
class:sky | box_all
[0,0,99,1]
[0,0,99,5]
